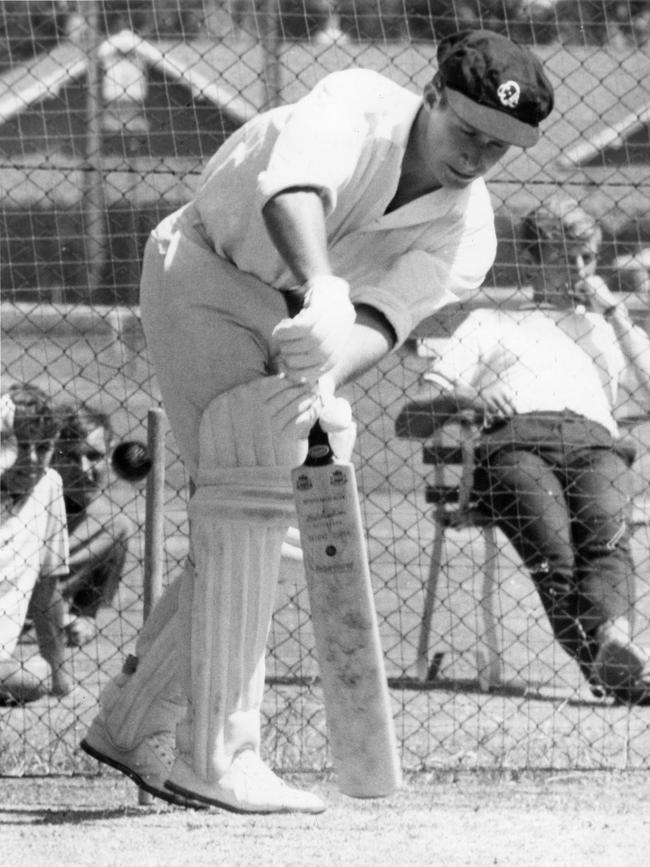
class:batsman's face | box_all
[419,96,510,189]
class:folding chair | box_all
[395,396,501,691]
[397,401,650,693]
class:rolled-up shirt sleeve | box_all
[257,71,377,215]
[352,250,460,346]
[347,198,497,346]
[353,248,492,346]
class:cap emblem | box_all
[497,81,521,109]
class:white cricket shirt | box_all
[0,469,69,659]
[157,69,497,346]
[428,308,627,436]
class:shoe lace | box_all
[147,732,176,767]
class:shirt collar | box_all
[365,183,479,231]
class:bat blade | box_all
[291,422,402,798]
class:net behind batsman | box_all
[81,31,554,812]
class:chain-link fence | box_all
[1,0,649,777]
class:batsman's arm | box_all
[327,305,396,387]
[262,188,333,288]
[265,189,395,386]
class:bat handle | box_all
[305,420,334,467]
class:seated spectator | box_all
[0,385,72,703]
[415,194,650,704]
[41,402,133,647]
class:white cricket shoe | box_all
[165,749,326,814]
[80,716,205,808]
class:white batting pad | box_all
[173,380,304,781]
[177,488,291,782]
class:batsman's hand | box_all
[253,375,319,467]
[317,374,356,462]
[272,275,356,386]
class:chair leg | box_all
[476,525,501,691]
[628,522,643,639]
[416,521,445,681]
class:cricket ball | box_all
[111,440,152,482]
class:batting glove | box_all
[317,374,356,463]
[272,275,356,386]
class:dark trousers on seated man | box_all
[473,411,638,700]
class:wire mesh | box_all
[1,0,649,777]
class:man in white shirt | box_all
[50,403,133,648]
[422,193,650,704]
[1,386,71,704]
[82,30,554,812]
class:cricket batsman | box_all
[81,30,554,813]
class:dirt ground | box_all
[1,770,650,867]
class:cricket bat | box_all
[291,421,402,798]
